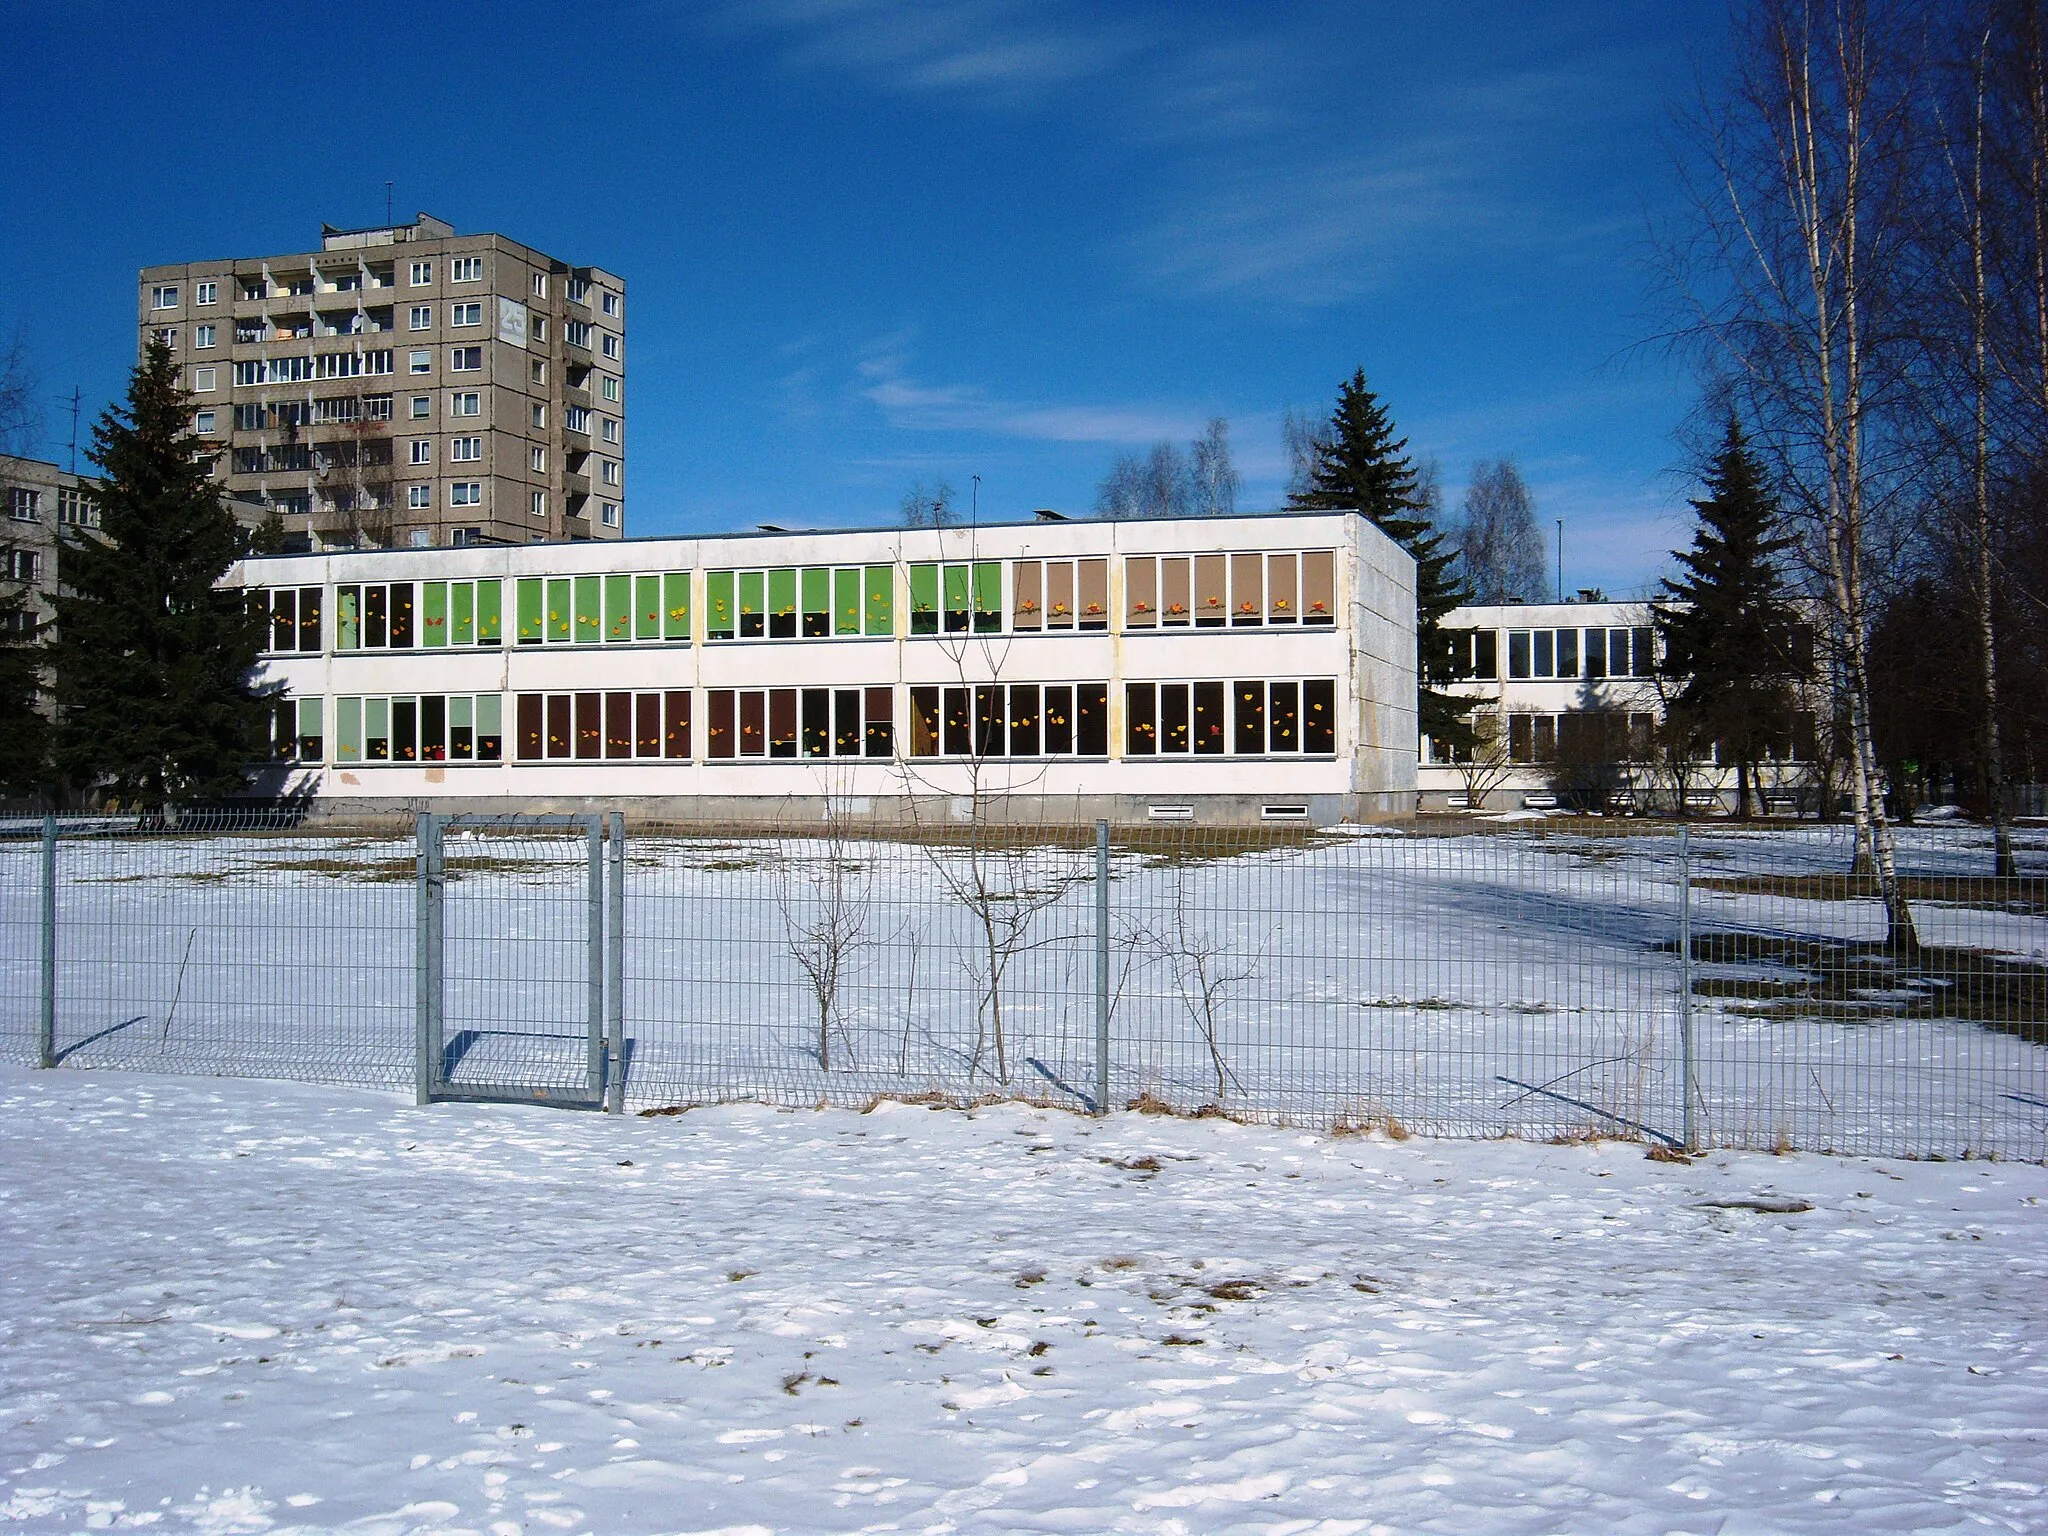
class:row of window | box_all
[157,268,621,311]
[1123,552,1337,628]
[278,677,1338,766]
[1444,626,1657,682]
[5,487,100,528]
[1424,710,1817,766]
[260,557,1347,653]
[333,580,504,650]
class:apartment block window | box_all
[449,302,482,327]
[450,257,482,282]
[363,394,394,422]
[707,565,893,641]
[601,459,620,486]
[601,417,620,444]
[450,437,482,462]
[408,485,431,509]
[57,488,98,527]
[601,501,619,527]
[408,350,432,374]
[564,405,590,434]
[906,683,1108,759]
[195,281,217,306]
[9,488,41,522]
[449,482,481,507]
[152,328,177,348]
[532,272,548,297]
[530,403,546,428]
[410,395,431,419]
[408,440,431,465]
[336,693,502,764]
[449,346,482,372]
[601,374,620,403]
[602,291,620,317]
[150,285,178,309]
[567,278,589,303]
[5,548,40,582]
[1124,679,1336,757]
[408,305,432,330]
[565,321,592,349]
[193,324,216,348]
[194,410,216,435]
[514,571,692,646]
[530,491,547,517]
[191,366,216,392]
[530,359,547,385]
[601,332,620,360]
[529,446,546,472]
[409,260,433,286]
[531,317,547,343]
[450,391,480,417]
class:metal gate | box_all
[415,812,624,1111]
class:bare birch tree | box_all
[1669,0,1921,946]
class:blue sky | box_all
[0,1,1728,598]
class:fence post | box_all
[38,814,56,1069]
[585,817,605,1103]
[605,811,625,1114]
[1678,822,1696,1151]
[1094,819,1111,1116]
[414,811,437,1105]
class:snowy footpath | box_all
[2,1067,2044,1536]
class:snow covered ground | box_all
[3,1066,2044,1534]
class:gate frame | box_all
[415,811,625,1111]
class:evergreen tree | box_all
[1657,418,1808,817]
[0,578,50,796]
[1288,369,1472,748]
[48,341,269,814]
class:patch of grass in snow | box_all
[1680,931,2048,1041]
[1696,871,2048,915]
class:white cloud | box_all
[856,344,1206,444]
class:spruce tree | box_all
[0,580,50,796]
[48,341,268,814]
[1288,369,1472,749]
[1656,418,1807,816]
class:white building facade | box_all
[1418,599,1820,814]
[231,511,1417,825]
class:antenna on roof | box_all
[386,181,394,226]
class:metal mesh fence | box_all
[3,811,2043,1158]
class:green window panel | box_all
[421,582,448,647]
[605,573,633,642]
[451,582,475,646]
[942,564,971,630]
[866,566,893,635]
[365,697,390,759]
[573,575,602,642]
[337,587,361,650]
[476,580,501,645]
[337,697,363,761]
[802,566,830,632]
[663,571,690,641]
[738,571,765,637]
[476,693,501,739]
[835,568,862,636]
[516,578,544,644]
[768,567,797,619]
[635,573,661,641]
[909,564,938,634]
[708,570,735,638]
[972,562,1002,631]
[546,577,572,642]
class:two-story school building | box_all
[231,510,1418,826]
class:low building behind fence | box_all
[2,813,2042,1160]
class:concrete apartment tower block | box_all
[138,214,625,552]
